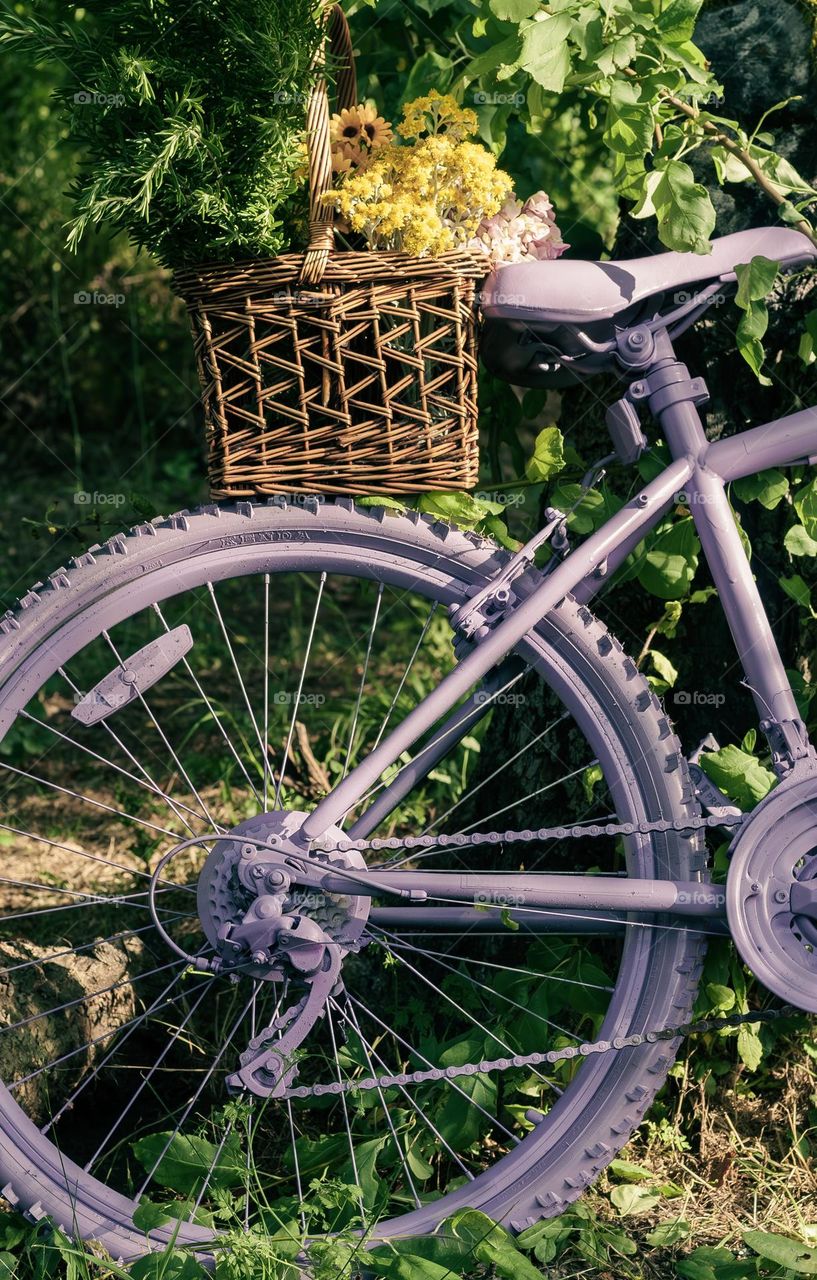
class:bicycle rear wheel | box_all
[0,499,707,1262]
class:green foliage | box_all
[0,0,324,267]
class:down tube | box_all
[298,455,694,843]
[689,462,802,727]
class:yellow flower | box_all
[398,90,477,143]
[330,103,392,153]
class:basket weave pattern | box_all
[174,7,485,497]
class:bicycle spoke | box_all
[341,998,422,1209]
[102,631,220,834]
[87,976,219,1174]
[347,994,519,1146]
[341,582,384,786]
[207,582,269,790]
[370,601,439,752]
[152,603,262,807]
[19,708,205,836]
[134,985,260,1198]
[273,571,326,809]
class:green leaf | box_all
[705,982,735,1011]
[637,517,700,600]
[417,492,503,528]
[646,1218,691,1247]
[0,1253,17,1280]
[732,468,788,509]
[737,1022,763,1071]
[356,496,407,512]
[609,1158,654,1182]
[795,477,817,539]
[785,524,817,557]
[735,255,779,307]
[489,0,540,18]
[781,574,815,614]
[525,425,566,482]
[798,309,817,365]
[517,14,572,93]
[604,80,654,157]
[132,1132,245,1196]
[401,51,455,103]
[744,1230,817,1273]
[656,0,704,43]
[462,33,523,83]
[652,159,716,253]
[448,1209,543,1280]
[610,1185,661,1216]
[699,744,776,809]
[649,649,679,687]
[130,1251,205,1280]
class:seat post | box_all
[617,325,711,463]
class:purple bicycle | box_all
[0,225,815,1261]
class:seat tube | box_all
[657,392,808,771]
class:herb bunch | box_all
[0,0,326,268]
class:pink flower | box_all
[470,189,568,267]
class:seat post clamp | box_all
[629,364,710,418]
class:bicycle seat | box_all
[480,227,817,326]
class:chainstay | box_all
[283,1003,799,1101]
[289,813,757,1097]
[315,811,744,856]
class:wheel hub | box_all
[196,810,370,978]
[726,768,817,1014]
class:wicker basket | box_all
[174,6,486,497]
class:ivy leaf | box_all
[610,1185,661,1216]
[732,468,788,509]
[637,517,700,600]
[462,33,523,82]
[649,649,679,688]
[489,0,540,18]
[417,492,503,528]
[517,14,572,93]
[652,159,716,253]
[525,425,565,481]
[799,309,817,365]
[795,477,817,539]
[743,1230,817,1273]
[781,574,815,614]
[699,744,776,809]
[785,524,817,557]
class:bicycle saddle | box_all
[480,227,817,326]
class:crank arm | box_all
[226,945,342,1099]
[310,871,728,921]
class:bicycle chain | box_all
[275,809,799,1101]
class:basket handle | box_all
[300,5,358,286]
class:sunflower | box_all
[330,103,392,157]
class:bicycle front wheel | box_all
[0,499,707,1261]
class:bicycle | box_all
[0,222,815,1264]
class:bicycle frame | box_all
[292,326,817,923]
